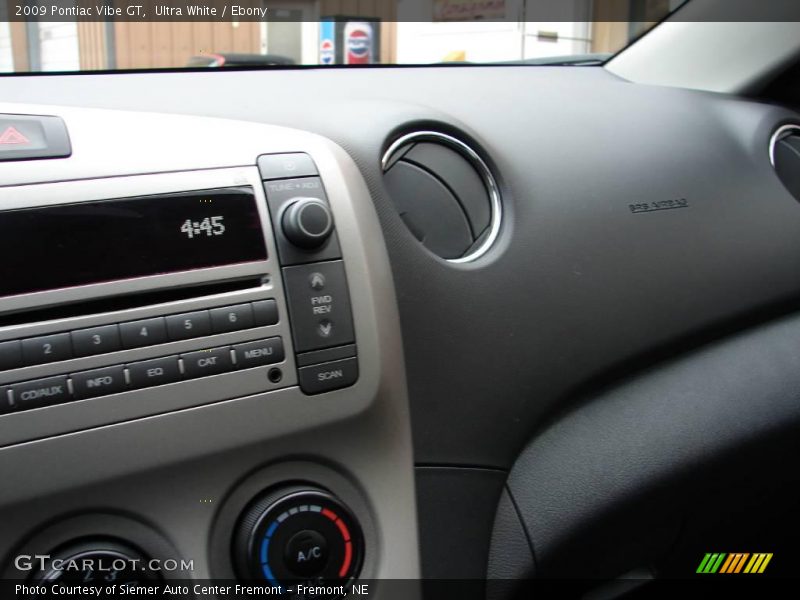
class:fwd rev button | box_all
[10,376,71,409]
[298,358,358,395]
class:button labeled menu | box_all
[282,261,355,353]
[72,366,126,400]
[234,338,285,369]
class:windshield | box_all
[0,1,684,73]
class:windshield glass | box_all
[0,0,684,73]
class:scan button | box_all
[298,357,359,395]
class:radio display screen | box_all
[0,187,267,297]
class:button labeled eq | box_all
[128,356,181,389]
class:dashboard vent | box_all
[771,125,800,202]
[381,131,501,263]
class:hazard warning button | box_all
[0,114,71,161]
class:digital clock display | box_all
[0,187,267,297]
[181,216,226,238]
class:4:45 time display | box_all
[180,216,226,239]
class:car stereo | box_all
[0,154,359,445]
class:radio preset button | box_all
[182,347,234,378]
[210,304,254,334]
[120,317,167,349]
[71,325,121,357]
[22,334,73,365]
[234,338,285,369]
[0,340,22,371]
[252,300,279,326]
[10,376,71,409]
[71,365,127,400]
[298,358,359,395]
[128,356,181,389]
[283,261,355,353]
[166,311,211,341]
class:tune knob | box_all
[233,486,363,585]
[281,198,334,249]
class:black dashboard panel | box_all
[5,66,800,473]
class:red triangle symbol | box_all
[0,126,31,145]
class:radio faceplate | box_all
[0,103,418,587]
[0,163,358,446]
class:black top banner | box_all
[4,0,800,23]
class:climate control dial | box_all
[233,486,363,585]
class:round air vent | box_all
[381,131,501,263]
[770,124,800,202]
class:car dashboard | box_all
[2,64,800,594]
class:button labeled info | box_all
[72,366,126,400]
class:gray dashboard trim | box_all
[0,103,420,585]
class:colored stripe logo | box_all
[697,553,773,574]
